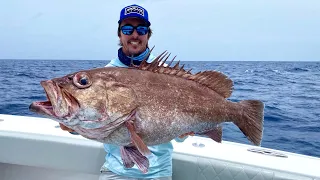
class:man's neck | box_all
[124,48,149,61]
[122,49,146,57]
[118,47,150,66]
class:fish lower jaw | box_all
[29,101,74,121]
[29,101,55,116]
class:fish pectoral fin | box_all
[199,125,223,143]
[121,146,150,174]
[125,121,151,156]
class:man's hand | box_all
[59,123,75,132]
[178,131,195,139]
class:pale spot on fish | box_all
[81,121,103,129]
[79,108,101,121]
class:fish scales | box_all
[30,50,264,173]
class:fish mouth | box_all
[29,80,80,119]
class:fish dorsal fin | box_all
[134,49,233,98]
[188,71,233,98]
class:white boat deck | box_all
[0,114,319,180]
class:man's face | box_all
[119,18,149,56]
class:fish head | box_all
[29,70,111,128]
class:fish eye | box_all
[79,77,88,85]
[73,72,92,89]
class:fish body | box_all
[30,52,264,173]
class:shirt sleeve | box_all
[105,62,114,67]
[173,136,188,143]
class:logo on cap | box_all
[125,6,144,16]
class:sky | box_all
[0,0,319,61]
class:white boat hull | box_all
[0,114,319,180]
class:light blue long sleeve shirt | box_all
[101,54,186,179]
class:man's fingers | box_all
[179,131,195,138]
[59,123,74,132]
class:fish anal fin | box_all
[125,121,151,156]
[199,126,223,143]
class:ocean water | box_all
[0,59,319,158]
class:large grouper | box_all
[29,50,264,173]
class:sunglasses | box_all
[120,25,149,36]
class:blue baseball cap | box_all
[118,4,151,26]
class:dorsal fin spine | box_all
[167,56,176,67]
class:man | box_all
[61,4,192,180]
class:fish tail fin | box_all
[234,100,264,146]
